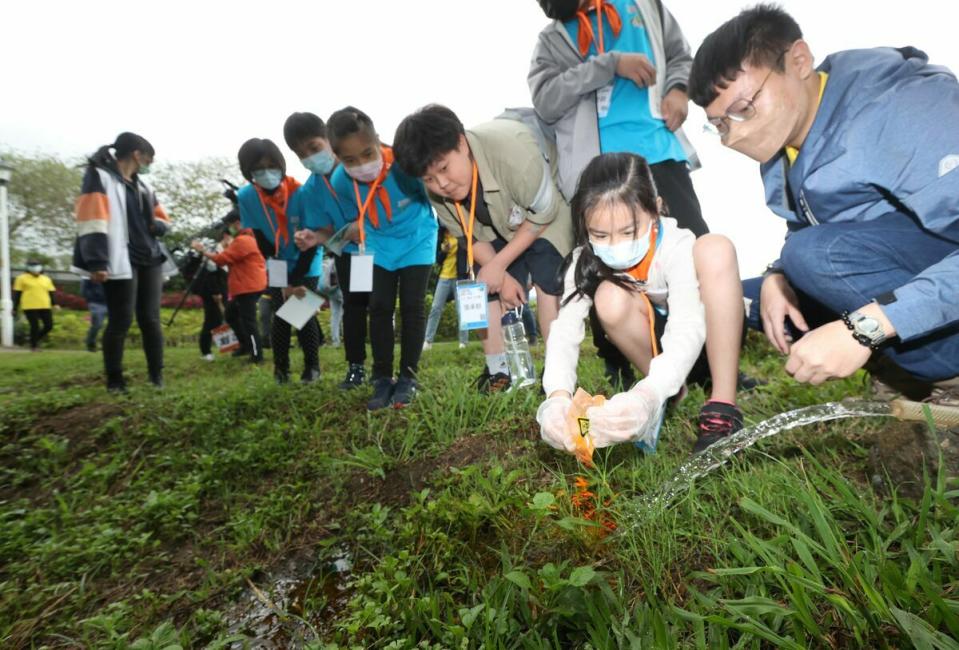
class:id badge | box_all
[596,82,614,118]
[456,280,489,331]
[350,253,374,293]
[267,258,288,288]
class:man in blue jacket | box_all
[689,5,958,393]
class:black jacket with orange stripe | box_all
[72,162,171,277]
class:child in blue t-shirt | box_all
[326,106,438,410]
[236,137,324,385]
[284,111,370,391]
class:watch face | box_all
[857,317,881,334]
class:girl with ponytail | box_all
[73,131,170,392]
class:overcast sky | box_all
[2,0,955,275]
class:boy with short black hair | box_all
[284,112,366,390]
[394,104,572,392]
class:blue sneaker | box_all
[391,376,418,409]
[367,377,395,411]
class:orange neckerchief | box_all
[352,146,394,249]
[322,174,337,199]
[255,176,302,257]
[453,162,479,280]
[624,220,661,357]
[576,0,622,57]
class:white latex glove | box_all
[586,383,663,449]
[536,395,573,452]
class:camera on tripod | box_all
[171,179,243,276]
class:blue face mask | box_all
[301,150,336,177]
[252,168,283,191]
[590,224,652,270]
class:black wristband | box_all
[841,310,883,351]
[876,291,897,306]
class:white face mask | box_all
[590,222,652,270]
[28,265,43,274]
[345,156,383,183]
[301,149,336,176]
[252,168,283,191]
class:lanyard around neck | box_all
[453,162,479,280]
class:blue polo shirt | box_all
[329,160,438,272]
[297,170,357,255]
[237,182,323,277]
[565,0,686,163]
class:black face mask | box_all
[537,0,580,21]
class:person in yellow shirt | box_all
[13,260,56,351]
[423,229,468,350]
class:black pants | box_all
[225,292,262,360]
[199,293,223,356]
[269,276,321,374]
[594,160,708,367]
[257,295,272,348]
[24,309,53,349]
[334,254,370,366]
[102,264,164,384]
[369,264,431,379]
[650,159,708,238]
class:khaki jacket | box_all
[430,119,573,258]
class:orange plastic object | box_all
[565,388,606,466]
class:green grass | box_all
[1,334,957,649]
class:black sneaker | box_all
[693,401,744,454]
[391,376,417,409]
[367,377,395,411]
[475,368,512,394]
[339,363,366,390]
[275,371,290,385]
[301,367,321,384]
[150,373,164,389]
[107,380,128,395]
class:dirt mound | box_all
[346,433,503,508]
[868,421,959,499]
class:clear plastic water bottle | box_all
[502,308,537,389]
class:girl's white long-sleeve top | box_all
[542,217,706,403]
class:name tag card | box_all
[267,259,288,288]
[597,82,614,118]
[456,281,489,331]
[350,254,374,293]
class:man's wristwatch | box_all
[841,310,887,350]
[762,263,785,279]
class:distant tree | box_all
[150,157,242,249]
[0,151,243,268]
[1,150,83,259]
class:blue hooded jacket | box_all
[761,47,959,342]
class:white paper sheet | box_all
[275,289,323,330]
